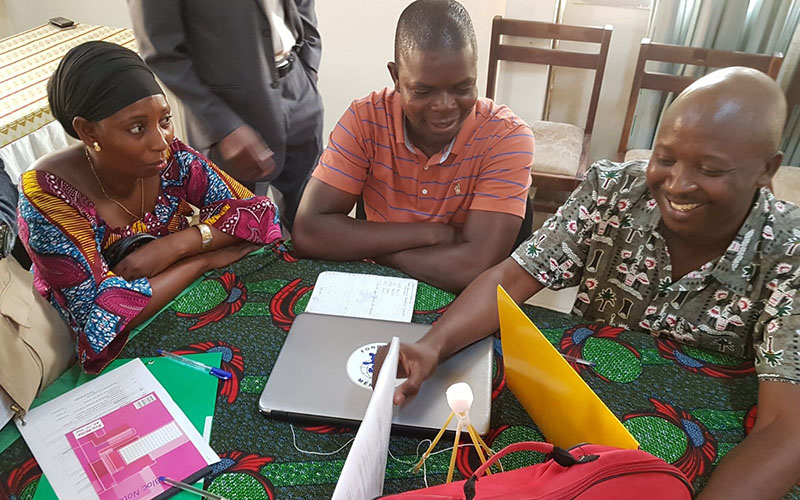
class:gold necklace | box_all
[85,148,144,221]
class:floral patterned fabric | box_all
[17,138,282,372]
[513,160,800,384]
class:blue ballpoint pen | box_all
[156,349,233,380]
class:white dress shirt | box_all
[262,0,297,62]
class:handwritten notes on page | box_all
[17,359,218,500]
[332,336,399,500]
[306,272,417,322]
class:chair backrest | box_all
[486,16,612,136]
[617,39,784,159]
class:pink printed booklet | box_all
[66,392,208,500]
[17,358,219,500]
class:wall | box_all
[0,1,12,38]
[556,1,649,161]
[494,0,559,127]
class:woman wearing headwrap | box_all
[18,41,283,373]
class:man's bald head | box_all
[647,67,787,248]
[394,0,477,64]
[664,66,787,156]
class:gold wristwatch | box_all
[197,223,213,250]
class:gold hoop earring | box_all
[93,141,101,152]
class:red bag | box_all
[378,441,694,499]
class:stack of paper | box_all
[19,357,220,500]
[306,271,418,322]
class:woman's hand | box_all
[113,238,174,280]
[201,241,263,271]
[114,231,261,280]
[121,241,261,333]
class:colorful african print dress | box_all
[17,138,282,373]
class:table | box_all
[1,243,798,499]
[0,23,136,182]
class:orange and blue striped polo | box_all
[312,87,534,228]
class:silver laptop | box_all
[259,312,493,435]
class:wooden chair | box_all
[617,39,784,161]
[487,17,612,213]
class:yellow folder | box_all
[498,285,639,450]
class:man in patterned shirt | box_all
[375,67,800,499]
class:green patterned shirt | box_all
[513,160,800,384]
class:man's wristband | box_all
[197,223,213,250]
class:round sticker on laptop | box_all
[346,343,405,390]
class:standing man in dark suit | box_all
[127,0,324,231]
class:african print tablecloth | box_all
[1,243,798,499]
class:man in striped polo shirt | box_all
[293,0,534,292]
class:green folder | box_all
[30,353,221,500]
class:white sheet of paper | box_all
[0,387,13,429]
[332,336,399,500]
[16,359,219,500]
[306,272,417,322]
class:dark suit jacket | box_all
[128,0,322,159]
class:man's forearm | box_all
[698,419,800,500]
[292,213,451,260]
[416,258,542,360]
[378,240,506,293]
[295,0,321,72]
